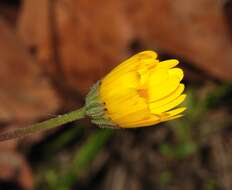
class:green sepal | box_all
[85,81,117,128]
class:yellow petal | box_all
[150,94,186,114]
[148,83,185,108]
[147,68,169,86]
[106,90,148,119]
[165,107,186,117]
[157,59,179,69]
[147,67,184,102]
[101,72,139,100]
[113,108,151,126]
[121,114,161,128]
[123,107,185,127]
[103,51,158,84]
[148,75,180,102]
[168,68,184,81]
[161,114,183,122]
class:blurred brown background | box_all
[0,0,232,190]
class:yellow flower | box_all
[85,51,186,128]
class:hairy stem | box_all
[0,107,86,142]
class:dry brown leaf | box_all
[0,140,33,190]
[18,0,232,98]
[17,0,56,76]
[0,18,60,123]
[18,0,133,94]
[126,0,232,80]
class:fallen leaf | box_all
[0,18,60,123]
[126,0,232,80]
[0,140,33,190]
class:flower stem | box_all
[0,107,86,142]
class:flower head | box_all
[85,51,186,128]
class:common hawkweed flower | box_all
[85,50,186,128]
[0,50,186,141]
